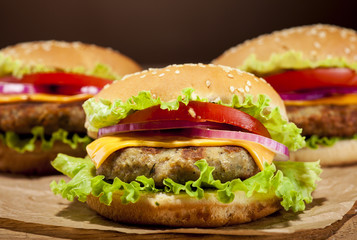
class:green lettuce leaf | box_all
[305,134,357,149]
[240,51,357,76]
[0,126,91,153]
[50,154,321,212]
[0,53,120,80]
[83,88,305,151]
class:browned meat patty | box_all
[97,146,259,187]
[286,104,357,137]
[0,102,86,134]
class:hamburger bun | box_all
[1,40,142,77]
[213,24,357,166]
[87,190,281,227]
[290,139,357,166]
[0,140,86,174]
[87,64,287,138]
[0,40,142,174]
[213,24,357,69]
[51,63,320,227]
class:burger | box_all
[213,24,357,166]
[50,64,321,227]
[0,40,141,174]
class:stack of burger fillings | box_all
[0,41,141,174]
[51,64,321,227]
[213,24,357,166]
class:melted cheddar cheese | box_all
[285,94,357,106]
[86,135,276,171]
[0,93,93,103]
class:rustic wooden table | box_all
[0,201,356,240]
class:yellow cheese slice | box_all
[0,93,93,103]
[285,94,357,106]
[86,135,276,171]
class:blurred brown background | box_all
[1,0,356,67]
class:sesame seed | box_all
[341,30,348,38]
[309,29,317,35]
[314,41,321,49]
[247,80,251,86]
[354,55,357,61]
[220,66,231,73]
[310,50,317,56]
[326,54,333,59]
[245,86,250,92]
[345,48,351,54]
[152,94,156,98]
[274,37,281,42]
[188,108,196,118]
[260,78,267,83]
[175,70,180,74]
[238,88,244,93]
[234,69,243,75]
[151,71,157,75]
[41,43,52,51]
[72,42,80,49]
[165,69,171,72]
[206,80,211,88]
[227,73,234,78]
[140,74,146,78]
[318,31,326,38]
[350,36,357,42]
[159,73,165,77]
[230,86,235,93]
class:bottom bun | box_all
[0,140,87,174]
[290,139,357,166]
[86,191,281,227]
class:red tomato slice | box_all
[21,72,113,88]
[120,101,271,138]
[264,68,357,92]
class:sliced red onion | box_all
[183,128,289,161]
[0,82,41,94]
[98,120,240,137]
[0,82,101,95]
[281,87,357,101]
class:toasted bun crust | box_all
[290,139,357,166]
[86,191,281,227]
[0,40,142,77]
[88,64,286,137]
[213,24,357,68]
[0,140,86,174]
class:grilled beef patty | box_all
[286,104,357,137]
[0,102,86,134]
[97,146,259,187]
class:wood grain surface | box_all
[0,201,356,240]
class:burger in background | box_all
[50,64,321,227]
[0,40,141,174]
[213,24,357,166]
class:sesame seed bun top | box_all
[0,40,142,77]
[94,63,286,117]
[213,24,357,68]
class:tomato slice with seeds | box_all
[120,101,271,138]
[264,68,357,93]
